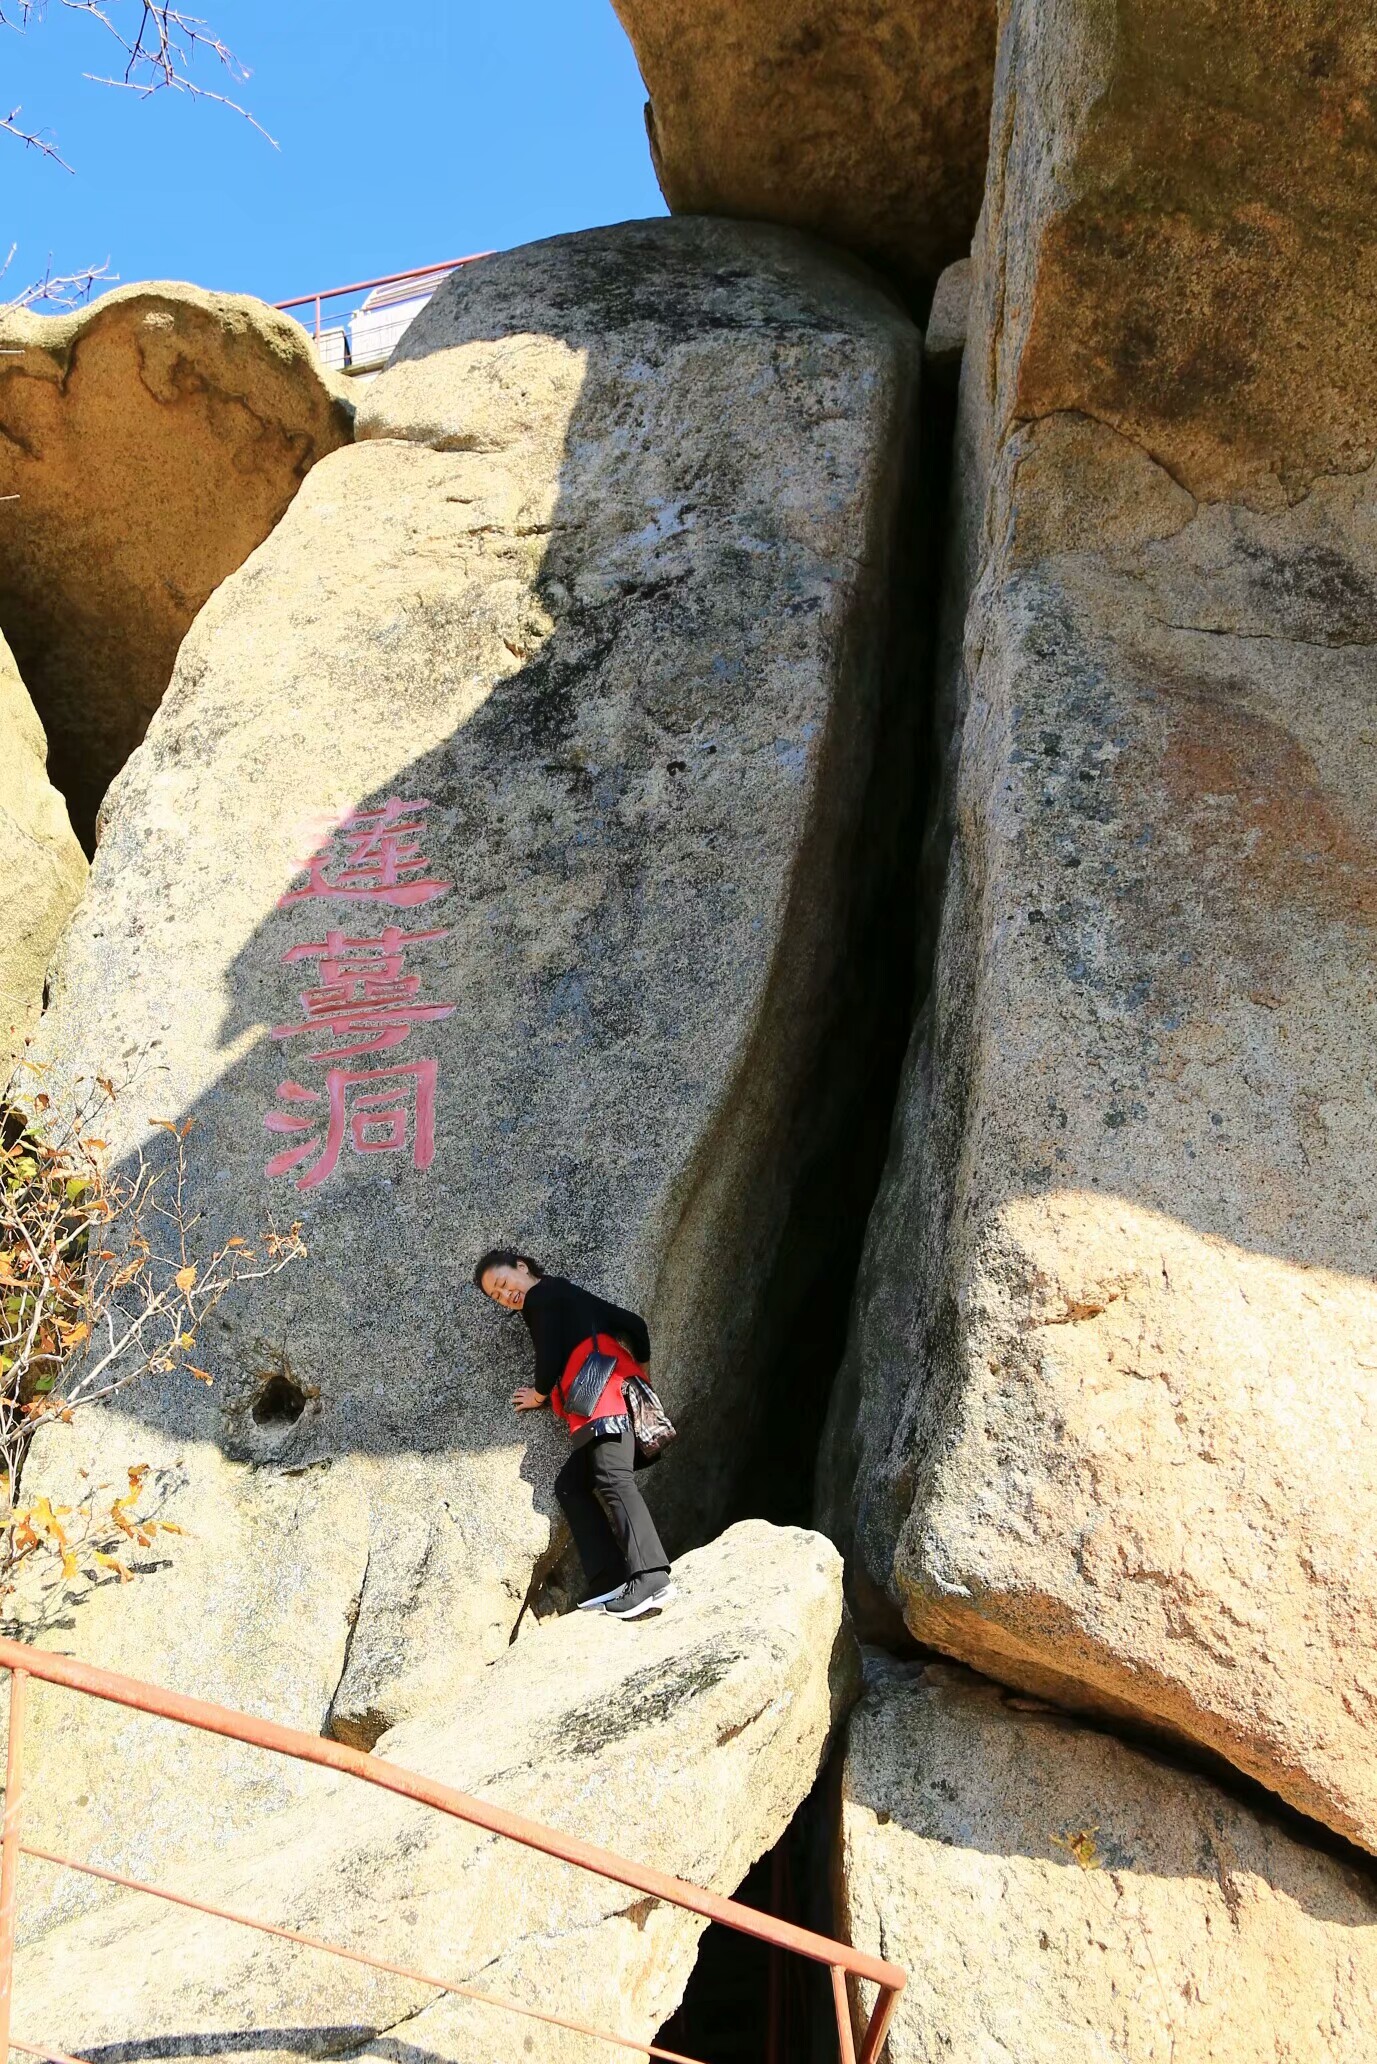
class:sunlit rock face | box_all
[0,628,85,1084]
[820,0,1377,1852]
[610,0,996,300]
[0,283,352,842]
[18,1525,860,2064]
[837,1660,1377,2064]
[15,217,918,1935]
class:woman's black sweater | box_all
[520,1274,651,1398]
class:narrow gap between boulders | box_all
[664,290,1377,2058]
[714,344,954,1542]
[657,1763,840,2064]
[658,325,963,2061]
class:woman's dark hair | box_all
[473,1247,545,1293]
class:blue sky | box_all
[3,2,666,307]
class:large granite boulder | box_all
[820,0,1377,1850]
[837,1660,1377,2063]
[0,283,352,841]
[611,0,996,300]
[15,218,918,1933]
[16,1524,859,2064]
[0,629,85,1084]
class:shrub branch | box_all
[0,1075,305,1616]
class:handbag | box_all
[562,1334,619,1421]
[625,1373,677,1466]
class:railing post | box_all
[0,1667,29,2064]
[314,293,322,340]
[831,1964,857,2064]
[858,1983,900,2064]
[766,1845,784,2064]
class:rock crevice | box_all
[821,0,1377,1863]
[0,628,86,1085]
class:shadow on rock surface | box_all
[9,218,921,1938]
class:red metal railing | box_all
[275,256,494,339]
[0,1638,904,2064]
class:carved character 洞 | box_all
[263,1060,439,1189]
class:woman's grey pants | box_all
[554,1429,669,1592]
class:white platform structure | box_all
[277,263,474,386]
[345,267,457,374]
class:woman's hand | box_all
[512,1386,545,1413]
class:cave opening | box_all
[656,1774,839,2064]
[717,311,961,1541]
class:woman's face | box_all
[482,1261,535,1309]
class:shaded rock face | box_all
[0,283,352,843]
[0,630,85,1085]
[837,1661,1377,2063]
[611,0,996,301]
[922,257,971,389]
[17,1524,860,2064]
[17,219,918,1934]
[821,0,1377,1852]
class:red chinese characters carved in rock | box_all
[275,925,456,1060]
[264,1062,439,1191]
[278,797,452,910]
[265,797,454,1188]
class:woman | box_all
[474,1247,674,1619]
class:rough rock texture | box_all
[837,1660,1377,2063]
[15,219,917,1936]
[611,0,996,300]
[17,1525,859,2064]
[923,256,971,387]
[0,629,85,1084]
[821,0,1377,1851]
[990,1,1377,510]
[0,283,352,841]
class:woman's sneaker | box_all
[601,1571,675,1619]
[577,1582,626,1611]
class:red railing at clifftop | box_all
[275,256,493,340]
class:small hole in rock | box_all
[251,1373,308,1428]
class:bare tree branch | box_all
[0,239,116,308]
[2,0,274,164]
[0,99,71,167]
